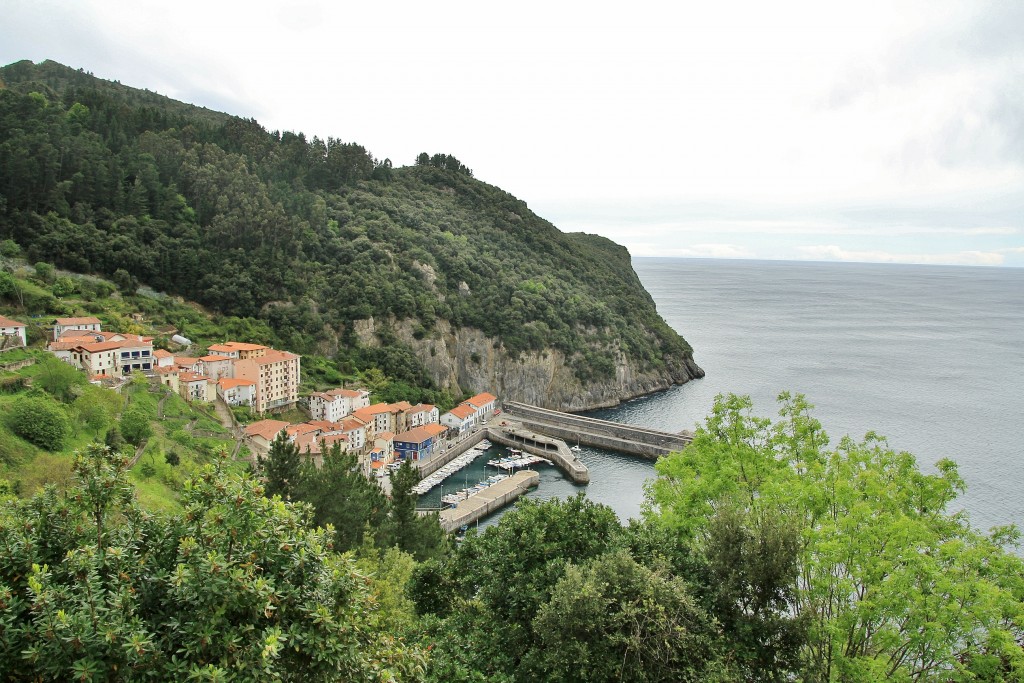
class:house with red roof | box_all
[217,377,256,406]
[464,392,498,419]
[232,349,301,413]
[196,354,234,381]
[52,316,101,340]
[243,419,290,452]
[0,315,27,347]
[407,403,439,428]
[393,423,447,462]
[441,403,477,435]
[179,371,214,402]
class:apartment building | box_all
[233,349,301,413]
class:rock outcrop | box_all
[354,318,704,412]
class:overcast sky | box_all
[4,0,1023,266]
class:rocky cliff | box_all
[355,317,704,411]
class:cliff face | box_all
[355,318,704,411]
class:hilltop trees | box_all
[0,62,699,395]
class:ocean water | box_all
[428,258,1024,534]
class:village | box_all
[0,313,502,480]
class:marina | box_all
[487,454,553,471]
[411,439,493,495]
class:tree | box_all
[0,445,428,680]
[258,429,300,500]
[33,261,55,284]
[6,392,71,450]
[648,392,1024,682]
[386,459,447,561]
[532,551,725,682]
[104,424,125,452]
[426,494,623,678]
[119,406,152,446]
[34,354,87,403]
[292,441,389,552]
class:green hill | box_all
[0,59,702,409]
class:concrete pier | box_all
[438,470,540,532]
[486,425,589,484]
[503,401,691,458]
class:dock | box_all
[486,425,589,483]
[438,470,540,532]
[502,401,692,458]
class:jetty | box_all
[502,401,692,458]
[486,424,589,483]
[438,470,540,532]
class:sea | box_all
[418,258,1024,535]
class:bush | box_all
[6,393,71,450]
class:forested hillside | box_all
[0,59,702,408]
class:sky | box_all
[3,0,1024,267]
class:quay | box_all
[438,470,540,532]
[486,424,589,483]
[415,424,590,484]
[502,401,692,458]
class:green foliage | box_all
[386,460,447,562]
[6,392,71,450]
[648,392,1024,682]
[32,354,87,403]
[119,406,153,446]
[72,384,123,436]
[532,551,722,683]
[258,429,300,500]
[0,443,428,680]
[0,60,696,390]
[32,261,54,284]
[292,441,389,552]
[104,424,125,451]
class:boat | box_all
[571,445,582,452]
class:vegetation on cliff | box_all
[0,59,697,397]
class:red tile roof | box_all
[0,315,25,328]
[447,404,475,420]
[464,392,498,409]
[218,378,255,389]
[394,423,446,444]
[244,419,290,441]
[55,316,101,326]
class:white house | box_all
[196,354,234,381]
[52,316,101,340]
[441,403,476,435]
[179,371,214,402]
[407,403,439,428]
[217,377,256,406]
[308,387,371,422]
[463,392,498,420]
[0,315,27,347]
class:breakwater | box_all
[503,401,691,458]
[437,470,540,532]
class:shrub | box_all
[7,393,71,450]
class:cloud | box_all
[797,245,1005,266]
